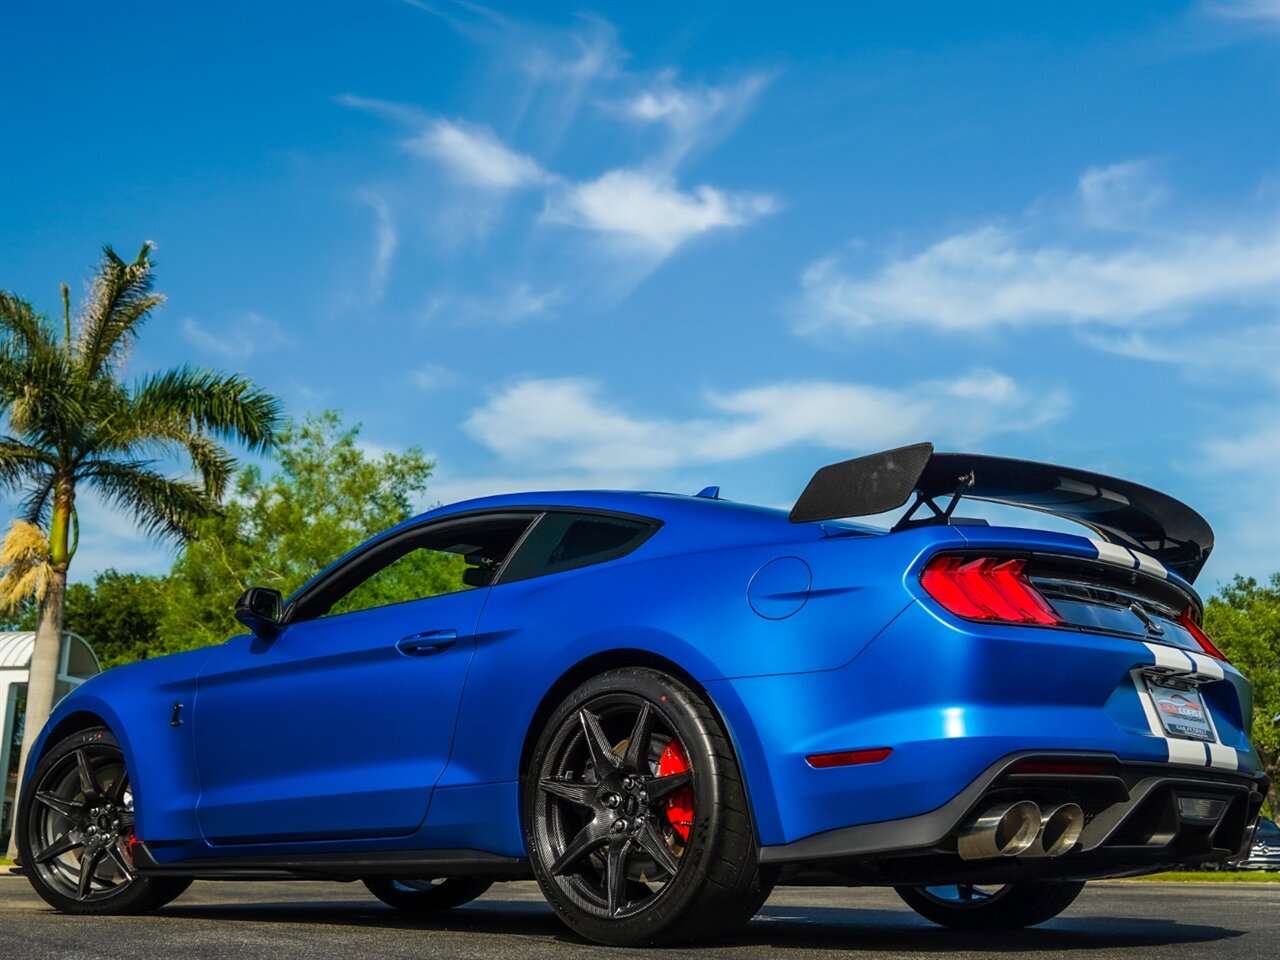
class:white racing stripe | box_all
[1089,537,1136,570]
[1207,743,1238,770]
[1131,551,1168,579]
[1185,651,1225,681]
[1142,641,1194,672]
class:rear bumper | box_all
[758,750,1269,884]
[708,600,1264,849]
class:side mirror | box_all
[235,587,284,640]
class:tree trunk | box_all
[5,566,66,861]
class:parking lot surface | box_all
[2,876,1277,959]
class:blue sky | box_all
[2,0,1278,588]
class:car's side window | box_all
[498,512,656,584]
[290,513,536,622]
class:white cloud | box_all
[1078,160,1167,229]
[464,372,1067,475]
[615,71,771,168]
[405,120,548,190]
[545,169,776,256]
[410,363,458,392]
[361,191,397,302]
[1082,323,1280,383]
[424,284,559,326]
[181,312,287,361]
[1201,0,1280,26]
[799,224,1280,333]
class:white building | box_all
[1,632,101,845]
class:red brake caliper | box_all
[656,739,695,841]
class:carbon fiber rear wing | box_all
[789,443,1214,582]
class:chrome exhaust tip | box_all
[1024,802,1085,858]
[956,801,1041,861]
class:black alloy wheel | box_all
[18,727,190,914]
[363,877,493,912]
[895,880,1086,929]
[525,668,773,946]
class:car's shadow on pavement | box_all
[153,897,1247,953]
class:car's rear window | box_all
[498,512,656,584]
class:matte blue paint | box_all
[24,490,1264,864]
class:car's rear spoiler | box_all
[789,442,1214,582]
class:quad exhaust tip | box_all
[957,800,1041,860]
[957,800,1085,860]
[1027,803,1085,858]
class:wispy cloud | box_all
[1201,0,1280,27]
[611,71,773,169]
[405,119,549,190]
[423,283,560,326]
[340,8,776,295]
[798,163,1279,334]
[181,312,288,361]
[545,170,776,255]
[464,372,1068,475]
[410,363,458,392]
[361,190,398,302]
[1078,160,1168,229]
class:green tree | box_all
[0,243,281,858]
[159,411,441,650]
[4,570,168,669]
[1204,573,1280,817]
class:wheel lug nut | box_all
[603,793,620,808]
[613,819,628,832]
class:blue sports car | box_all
[14,443,1268,944]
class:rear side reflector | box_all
[921,556,1063,625]
[806,747,893,769]
[1178,607,1229,662]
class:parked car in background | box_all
[1240,817,1280,870]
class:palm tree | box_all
[0,243,281,858]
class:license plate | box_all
[1146,677,1216,743]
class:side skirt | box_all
[131,844,533,882]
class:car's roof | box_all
[407,489,883,545]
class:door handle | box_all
[396,629,458,656]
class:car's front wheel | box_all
[895,881,1085,929]
[524,667,774,946]
[17,726,191,914]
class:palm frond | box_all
[0,436,55,494]
[0,344,84,435]
[131,366,282,453]
[75,243,165,377]
[82,460,218,542]
[0,292,59,359]
[0,519,51,612]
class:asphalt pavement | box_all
[2,874,1276,959]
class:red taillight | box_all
[1178,607,1228,662]
[921,555,1062,626]
[806,747,893,769]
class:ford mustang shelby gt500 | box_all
[14,443,1268,944]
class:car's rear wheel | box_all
[17,727,191,915]
[363,877,493,912]
[895,881,1085,929]
[524,667,774,946]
